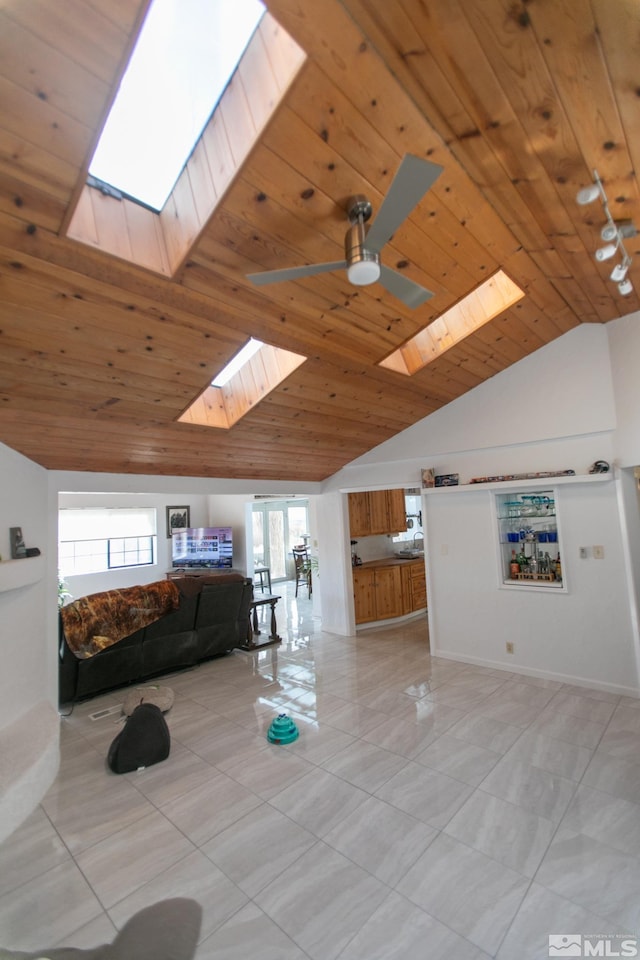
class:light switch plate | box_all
[593,545,605,559]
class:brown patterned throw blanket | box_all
[60,580,180,659]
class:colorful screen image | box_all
[171,527,233,568]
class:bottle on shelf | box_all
[555,552,562,580]
[510,550,519,579]
[516,545,527,572]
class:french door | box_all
[252,500,309,582]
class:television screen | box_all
[172,527,233,568]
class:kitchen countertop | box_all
[354,556,424,570]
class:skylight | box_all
[212,338,264,387]
[379,271,525,376]
[89,0,264,211]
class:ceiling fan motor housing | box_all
[345,218,380,285]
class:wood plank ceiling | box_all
[0,0,638,481]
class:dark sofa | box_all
[59,574,253,705]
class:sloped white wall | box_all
[0,443,59,842]
[323,321,640,694]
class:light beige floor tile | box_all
[322,701,387,736]
[158,770,263,845]
[528,709,607,748]
[52,911,118,949]
[479,757,576,823]
[471,695,544,727]
[254,841,388,960]
[0,806,70,898]
[41,772,156,855]
[375,760,474,828]
[561,784,640,859]
[124,742,219,806]
[269,766,369,837]
[0,859,103,951]
[362,713,458,758]
[495,882,621,960]
[108,849,248,944]
[545,690,617,724]
[536,827,640,930]
[321,739,409,792]
[414,733,501,785]
[75,809,196,908]
[323,795,437,886]
[447,713,523,754]
[559,683,620,703]
[396,833,529,955]
[582,750,640,803]
[286,718,356,765]
[503,730,593,781]
[445,789,556,877]
[201,804,316,896]
[194,902,308,960]
[338,889,491,960]
[222,744,314,800]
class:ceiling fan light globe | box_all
[347,259,381,286]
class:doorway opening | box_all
[251,498,309,584]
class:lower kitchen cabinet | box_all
[353,560,426,624]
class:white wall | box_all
[0,443,59,841]
[608,308,640,466]
[321,321,640,695]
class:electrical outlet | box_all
[593,545,605,559]
[506,642,514,654]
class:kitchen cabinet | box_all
[353,558,425,624]
[353,564,403,623]
[348,489,407,537]
[401,560,427,612]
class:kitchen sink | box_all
[394,549,425,559]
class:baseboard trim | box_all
[431,648,640,699]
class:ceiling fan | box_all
[246,153,443,309]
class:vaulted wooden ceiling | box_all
[0,0,638,481]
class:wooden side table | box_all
[240,594,282,650]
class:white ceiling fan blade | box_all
[365,155,443,254]
[247,260,346,286]
[378,264,434,309]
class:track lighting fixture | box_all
[576,170,635,298]
[610,262,629,283]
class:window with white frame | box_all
[59,507,157,576]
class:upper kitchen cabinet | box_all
[348,489,407,537]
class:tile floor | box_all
[1,582,640,959]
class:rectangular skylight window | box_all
[89,0,264,211]
[212,338,264,387]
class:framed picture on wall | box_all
[166,505,190,538]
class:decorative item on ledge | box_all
[434,473,459,487]
[469,470,576,484]
[10,526,26,559]
[421,468,435,488]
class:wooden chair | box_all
[292,546,312,598]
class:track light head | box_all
[610,263,629,283]
[600,222,618,242]
[595,243,617,262]
[577,184,600,205]
[618,278,634,296]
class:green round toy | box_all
[267,713,299,744]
